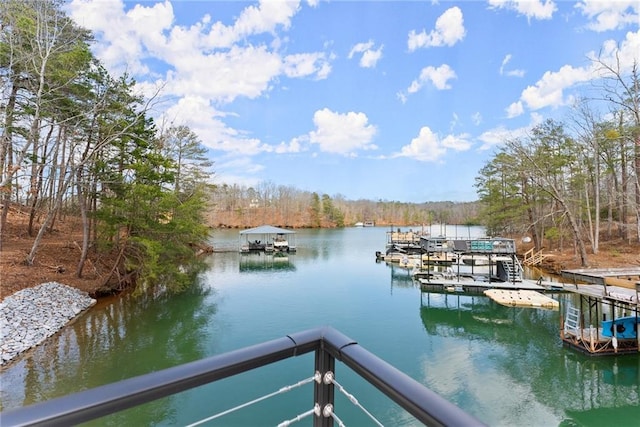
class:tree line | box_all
[1,0,212,293]
[476,58,640,266]
[208,181,481,229]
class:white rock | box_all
[0,282,96,366]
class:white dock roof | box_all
[239,225,296,235]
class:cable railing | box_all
[1,326,486,427]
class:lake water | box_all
[1,226,639,426]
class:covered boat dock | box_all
[239,225,297,253]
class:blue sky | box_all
[65,0,640,202]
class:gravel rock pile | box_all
[1,282,96,365]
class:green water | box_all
[1,227,639,426]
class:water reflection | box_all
[557,353,640,427]
[420,292,515,338]
[0,280,216,423]
[239,252,296,272]
[294,228,349,261]
[563,404,640,427]
[4,227,640,426]
[418,292,640,426]
[384,262,416,289]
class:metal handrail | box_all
[1,326,485,427]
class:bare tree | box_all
[569,99,604,253]
[593,53,640,242]
[508,120,590,266]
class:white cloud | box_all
[219,156,265,175]
[576,1,640,32]
[213,155,265,188]
[316,61,333,80]
[161,96,271,156]
[477,125,513,151]
[499,54,525,77]
[349,41,373,58]
[499,54,512,75]
[529,112,545,127]
[488,0,557,20]
[407,64,457,94]
[398,127,445,161]
[506,101,524,118]
[66,0,175,76]
[360,46,383,68]
[66,0,331,105]
[164,45,283,103]
[505,28,639,118]
[308,108,378,155]
[283,52,332,79]
[203,0,301,49]
[442,134,472,151]
[408,7,466,51]
[395,127,470,162]
[65,0,341,168]
[275,136,305,154]
[478,114,545,150]
[595,30,640,73]
[450,112,460,131]
[521,65,593,111]
[506,69,526,78]
[349,41,384,68]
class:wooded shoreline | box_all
[2,202,639,304]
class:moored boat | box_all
[460,254,490,266]
[601,316,640,339]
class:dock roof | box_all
[239,225,295,235]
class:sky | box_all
[65,0,640,203]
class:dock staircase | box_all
[498,257,523,282]
[522,248,547,266]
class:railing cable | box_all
[324,371,384,427]
[322,403,347,427]
[277,407,316,427]
[185,375,316,427]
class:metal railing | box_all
[1,326,485,427]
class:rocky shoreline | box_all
[0,282,96,366]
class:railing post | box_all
[314,344,335,427]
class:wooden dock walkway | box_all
[417,276,552,294]
[562,267,640,289]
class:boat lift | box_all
[560,268,640,355]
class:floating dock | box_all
[484,289,559,310]
[417,276,559,294]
